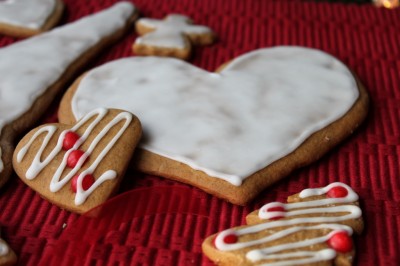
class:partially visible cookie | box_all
[0,1,138,189]
[0,233,17,266]
[13,108,142,214]
[0,0,64,38]
[133,14,215,60]
[202,182,364,266]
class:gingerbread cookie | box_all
[202,182,364,265]
[13,108,141,214]
[0,232,17,266]
[0,2,138,189]
[0,0,64,38]
[133,14,215,60]
[59,46,369,205]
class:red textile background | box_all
[0,0,399,265]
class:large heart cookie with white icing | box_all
[13,108,142,214]
[59,46,369,205]
[0,2,137,189]
[0,0,64,37]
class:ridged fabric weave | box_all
[0,0,399,265]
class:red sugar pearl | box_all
[327,186,348,198]
[67,150,87,168]
[327,231,353,253]
[265,206,286,220]
[223,234,238,244]
[71,174,95,192]
[62,131,80,150]
[267,206,286,212]
[213,233,238,248]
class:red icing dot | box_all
[67,150,87,168]
[223,234,238,244]
[213,233,238,248]
[62,132,80,150]
[327,231,353,253]
[71,174,95,192]
[327,186,348,198]
[267,206,285,212]
[265,205,286,220]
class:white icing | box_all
[246,227,347,263]
[250,232,338,266]
[299,182,357,199]
[17,125,58,179]
[0,241,9,256]
[17,108,133,205]
[254,249,336,266]
[0,1,135,175]
[71,47,359,186]
[135,14,212,49]
[0,0,56,29]
[213,183,361,265]
[259,183,359,220]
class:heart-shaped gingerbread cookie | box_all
[13,108,141,214]
[202,182,364,265]
[59,46,369,205]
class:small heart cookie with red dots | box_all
[202,182,364,265]
[13,108,141,214]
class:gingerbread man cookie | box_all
[59,46,369,205]
[0,0,64,38]
[13,108,142,214]
[202,182,364,265]
[133,14,215,60]
[0,2,138,189]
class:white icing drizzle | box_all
[0,0,56,29]
[254,249,336,266]
[17,108,133,205]
[17,125,58,179]
[71,47,359,186]
[299,182,356,198]
[0,1,135,175]
[259,183,359,220]
[214,182,362,265]
[135,14,213,49]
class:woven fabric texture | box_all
[0,0,399,265]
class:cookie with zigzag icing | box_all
[13,108,142,214]
[202,182,364,266]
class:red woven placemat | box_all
[0,0,399,265]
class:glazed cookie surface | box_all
[13,108,142,214]
[202,182,364,266]
[0,1,138,188]
[59,46,369,205]
[0,0,64,38]
[133,14,215,60]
